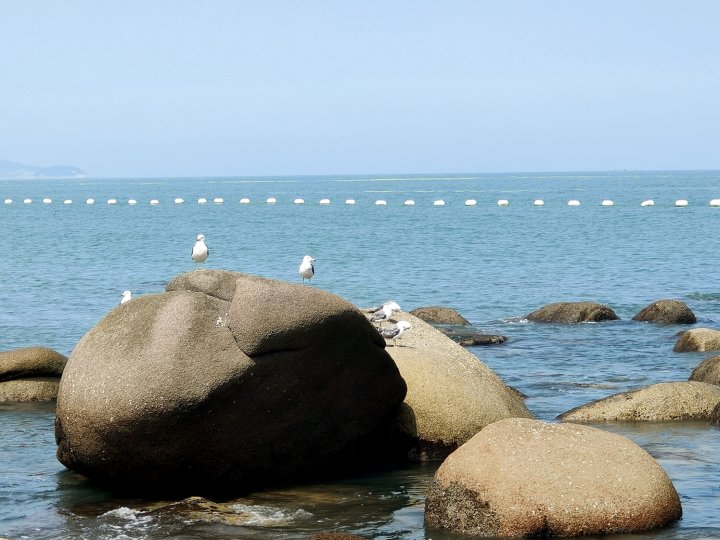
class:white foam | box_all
[229,503,313,527]
[433,200,445,206]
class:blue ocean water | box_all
[1,171,720,539]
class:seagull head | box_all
[197,234,205,241]
[384,301,402,312]
[396,321,412,331]
[303,255,315,262]
[121,290,131,297]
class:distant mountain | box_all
[0,160,87,179]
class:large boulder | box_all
[424,418,682,537]
[526,301,619,323]
[381,312,532,459]
[409,306,470,325]
[689,355,720,386]
[56,271,406,490]
[673,328,720,352]
[632,299,697,324]
[0,347,67,402]
[711,402,720,426]
[558,381,720,422]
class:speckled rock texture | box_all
[674,328,720,352]
[0,347,67,402]
[409,306,470,325]
[710,402,720,425]
[424,418,682,537]
[557,381,720,422]
[56,271,406,491]
[526,301,619,323]
[381,312,532,459]
[632,299,697,324]
[689,355,720,386]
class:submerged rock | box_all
[409,306,470,325]
[689,355,720,386]
[632,299,697,324]
[558,381,720,422]
[55,271,406,491]
[673,328,720,352]
[526,301,619,323]
[382,312,532,459]
[424,418,682,537]
[0,347,67,402]
[436,327,507,347]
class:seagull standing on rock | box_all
[192,234,209,271]
[299,255,315,284]
[369,301,401,328]
[120,290,132,305]
[380,320,412,347]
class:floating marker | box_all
[4,199,12,205]
[150,199,159,206]
[24,198,32,204]
[675,199,688,207]
[128,199,137,205]
[375,200,387,206]
[404,200,415,206]
[213,197,223,204]
[63,199,72,205]
[294,198,305,205]
[198,198,207,205]
[107,199,117,205]
[319,198,331,205]
[174,198,184,204]
[497,199,509,206]
[640,199,654,207]
[433,200,446,207]
[266,197,277,205]
[240,197,250,204]
[86,198,95,205]
[601,199,614,206]
[533,199,545,206]
[710,199,720,207]
[42,198,52,204]
[465,199,477,206]
[568,200,580,206]
[345,199,356,205]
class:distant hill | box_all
[0,160,86,179]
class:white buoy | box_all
[63,199,72,205]
[465,199,477,206]
[533,199,545,206]
[294,198,305,205]
[640,199,655,207]
[497,199,509,206]
[150,199,159,206]
[601,199,614,206]
[319,198,331,205]
[375,200,387,206]
[675,199,688,207]
[86,198,95,205]
[198,198,208,205]
[213,197,223,204]
[42,198,52,204]
[433,200,446,206]
[128,199,137,205]
[4,199,12,205]
[174,198,184,204]
[404,200,415,206]
[107,198,117,205]
[240,197,250,204]
[266,197,277,205]
[568,199,581,206]
[710,199,720,207]
[23,198,32,204]
[345,199,356,205]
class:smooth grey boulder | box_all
[673,328,720,352]
[632,299,697,324]
[0,347,67,401]
[409,306,470,325]
[526,301,619,323]
[689,355,720,386]
[558,381,720,422]
[56,271,406,490]
[425,418,682,537]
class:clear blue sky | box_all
[1,1,718,177]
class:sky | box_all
[1,1,718,178]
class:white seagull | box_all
[299,255,315,284]
[369,301,402,328]
[380,320,412,347]
[120,290,132,305]
[192,234,209,271]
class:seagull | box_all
[299,255,315,284]
[367,300,402,314]
[380,320,412,347]
[369,301,401,328]
[120,290,132,305]
[192,234,209,271]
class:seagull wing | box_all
[380,326,400,339]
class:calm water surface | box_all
[1,171,719,539]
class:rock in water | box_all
[673,328,720,352]
[56,271,406,491]
[424,418,682,537]
[632,299,697,324]
[0,347,67,402]
[526,301,619,323]
[689,355,720,386]
[409,306,470,325]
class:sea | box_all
[1,170,720,539]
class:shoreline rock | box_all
[526,301,619,323]
[673,328,720,352]
[632,299,697,324]
[0,347,67,402]
[689,355,720,386]
[409,306,470,325]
